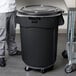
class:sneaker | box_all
[9,50,21,56]
[0,58,6,67]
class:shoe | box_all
[9,50,21,56]
[0,58,6,67]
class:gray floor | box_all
[0,34,76,76]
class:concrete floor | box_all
[0,34,76,76]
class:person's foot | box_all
[0,58,6,67]
[9,50,21,56]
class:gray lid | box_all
[19,5,64,16]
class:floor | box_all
[0,34,76,76]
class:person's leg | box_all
[0,13,6,67]
[6,11,21,56]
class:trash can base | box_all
[24,64,54,73]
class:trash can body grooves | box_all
[17,5,64,70]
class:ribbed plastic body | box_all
[17,15,64,68]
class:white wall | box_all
[16,0,68,33]
[64,0,76,8]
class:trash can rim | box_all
[18,4,64,16]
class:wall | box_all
[64,0,76,8]
[16,0,68,33]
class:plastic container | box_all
[17,5,64,73]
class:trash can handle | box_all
[28,17,41,23]
[58,14,64,25]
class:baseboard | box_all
[16,29,20,34]
[58,29,67,33]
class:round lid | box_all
[19,5,63,16]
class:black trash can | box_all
[17,5,64,73]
